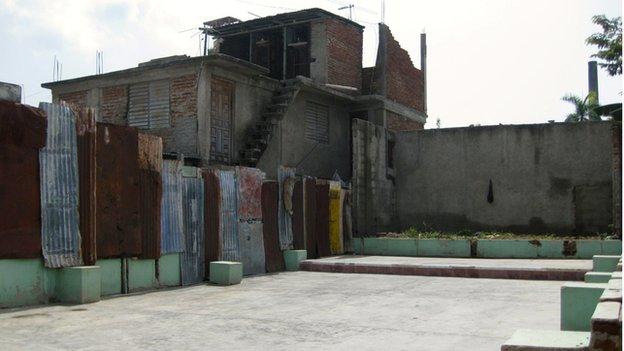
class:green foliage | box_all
[395,228,608,240]
[561,91,601,122]
[586,15,622,76]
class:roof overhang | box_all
[355,95,427,124]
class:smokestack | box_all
[420,32,427,114]
[588,60,599,104]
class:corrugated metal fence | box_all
[181,173,205,285]
[38,102,82,268]
[278,166,295,250]
[218,170,240,262]
[161,160,184,254]
[236,167,266,276]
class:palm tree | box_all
[561,92,602,122]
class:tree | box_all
[586,15,622,76]
[561,92,601,122]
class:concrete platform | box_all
[301,255,592,281]
[0,272,564,350]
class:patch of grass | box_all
[386,229,613,240]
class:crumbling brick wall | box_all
[100,85,128,125]
[387,111,423,132]
[57,90,88,111]
[326,19,363,91]
[381,24,425,113]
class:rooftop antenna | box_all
[52,55,63,81]
[338,4,354,20]
[380,0,385,23]
[96,50,104,74]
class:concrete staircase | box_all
[239,79,300,166]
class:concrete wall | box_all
[257,88,352,180]
[394,122,614,234]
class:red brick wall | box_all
[381,24,425,113]
[100,85,127,125]
[326,19,363,91]
[57,90,88,111]
[170,74,197,120]
[386,111,423,132]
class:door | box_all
[210,78,234,164]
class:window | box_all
[305,101,329,144]
[128,80,170,129]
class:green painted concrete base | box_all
[561,282,606,331]
[592,255,621,272]
[96,259,122,296]
[128,259,157,292]
[55,266,101,304]
[501,329,590,350]
[584,272,612,283]
[209,261,242,285]
[0,259,49,308]
[283,250,307,271]
[158,254,181,287]
[353,238,621,259]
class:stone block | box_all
[584,272,613,283]
[283,250,307,271]
[601,240,622,256]
[96,259,122,296]
[417,239,470,257]
[386,239,418,257]
[593,255,621,272]
[128,258,157,292]
[476,240,538,258]
[589,301,622,351]
[55,266,101,304]
[501,329,589,351]
[209,261,242,285]
[561,282,606,331]
[158,253,181,287]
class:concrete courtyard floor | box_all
[0,271,565,350]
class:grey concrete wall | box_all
[0,82,21,102]
[351,118,396,236]
[394,122,614,234]
[310,21,328,84]
[258,89,352,180]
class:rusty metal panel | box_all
[0,102,46,259]
[278,166,295,250]
[304,177,317,259]
[161,160,184,254]
[96,123,141,258]
[342,189,354,253]
[181,175,205,285]
[0,100,46,149]
[292,180,305,250]
[261,181,284,272]
[38,102,82,268]
[218,170,240,262]
[236,167,266,275]
[138,134,163,259]
[76,108,97,265]
[203,169,220,274]
[315,182,331,257]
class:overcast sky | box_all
[1,0,621,127]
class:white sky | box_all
[0,0,621,128]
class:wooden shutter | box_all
[128,80,170,129]
[305,102,329,144]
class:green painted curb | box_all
[55,266,101,304]
[158,253,181,287]
[592,255,621,272]
[96,259,122,296]
[584,272,612,283]
[128,259,157,292]
[284,250,307,271]
[209,261,242,285]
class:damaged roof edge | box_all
[356,94,428,124]
[41,54,270,89]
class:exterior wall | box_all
[257,89,352,180]
[394,122,614,234]
[100,85,127,125]
[310,21,328,84]
[57,90,88,111]
[351,118,396,236]
[386,111,423,132]
[612,121,622,236]
[326,19,363,91]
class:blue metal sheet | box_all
[181,174,205,285]
[278,166,295,250]
[38,102,82,268]
[161,160,184,253]
[217,170,240,262]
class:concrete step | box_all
[501,329,589,351]
[593,255,621,272]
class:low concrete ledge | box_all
[209,261,242,286]
[354,238,621,259]
[300,260,587,281]
[561,283,607,331]
[283,250,307,271]
[589,301,622,351]
[585,272,613,283]
[501,329,589,351]
[593,256,621,273]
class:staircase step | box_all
[272,93,293,104]
[501,329,589,351]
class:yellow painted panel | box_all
[329,181,343,255]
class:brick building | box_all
[42,8,427,180]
